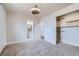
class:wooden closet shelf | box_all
[66,20,79,23]
[57,25,79,28]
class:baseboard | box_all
[6,40,44,45]
[6,40,28,45]
[62,40,79,47]
[0,48,3,53]
[0,45,6,54]
[45,39,56,45]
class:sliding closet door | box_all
[61,27,79,46]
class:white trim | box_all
[0,45,6,53]
[62,40,79,47]
[6,40,28,45]
[6,40,43,45]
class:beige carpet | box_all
[0,40,79,56]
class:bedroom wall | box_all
[41,15,56,44]
[0,5,6,53]
[6,12,27,44]
[6,12,43,44]
[33,17,41,40]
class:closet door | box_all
[61,27,79,45]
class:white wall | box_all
[0,5,6,53]
[33,17,41,40]
[6,12,27,44]
[41,15,56,44]
[6,12,42,44]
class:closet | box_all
[56,11,79,46]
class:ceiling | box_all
[2,3,73,18]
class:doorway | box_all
[56,16,63,44]
[27,21,33,40]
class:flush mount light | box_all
[30,5,40,15]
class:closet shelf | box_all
[66,20,79,23]
[57,25,79,28]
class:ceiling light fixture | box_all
[30,5,40,15]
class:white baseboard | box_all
[6,40,28,45]
[62,40,79,47]
[6,40,46,45]
[45,39,56,45]
[0,48,3,53]
[0,45,6,54]
[6,39,36,45]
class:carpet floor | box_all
[0,40,79,56]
